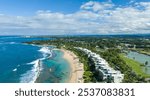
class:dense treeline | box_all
[66,47,95,83]
[99,49,145,82]
[26,35,150,82]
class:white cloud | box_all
[129,0,135,4]
[0,1,150,35]
[80,1,114,12]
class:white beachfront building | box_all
[75,47,124,83]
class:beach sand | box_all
[61,49,84,83]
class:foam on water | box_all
[0,41,17,45]
[13,68,17,72]
[20,59,41,83]
[0,36,54,83]
[38,46,53,58]
[39,47,51,54]
[20,46,53,83]
[9,42,16,44]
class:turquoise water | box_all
[127,51,150,74]
[36,50,70,83]
[0,36,70,83]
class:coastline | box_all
[130,49,150,56]
[60,49,84,83]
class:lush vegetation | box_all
[66,47,95,83]
[119,54,150,78]
[26,35,150,83]
[96,49,145,82]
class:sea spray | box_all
[20,59,42,83]
[13,68,17,72]
[38,46,53,58]
[20,46,53,83]
[0,36,52,83]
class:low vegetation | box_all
[26,35,150,82]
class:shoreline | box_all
[129,49,150,56]
[60,49,84,83]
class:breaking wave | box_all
[20,46,53,83]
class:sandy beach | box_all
[61,49,84,83]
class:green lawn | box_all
[140,50,150,56]
[119,54,150,78]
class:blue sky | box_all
[0,0,150,35]
[0,0,149,15]
[0,0,93,15]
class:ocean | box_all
[0,36,70,83]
